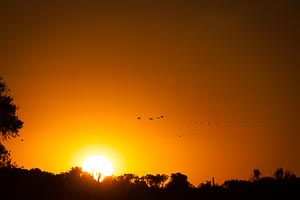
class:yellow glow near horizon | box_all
[71,144,125,177]
[1,0,299,186]
[82,155,113,181]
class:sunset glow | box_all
[0,1,299,186]
[82,155,113,181]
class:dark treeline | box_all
[0,166,299,200]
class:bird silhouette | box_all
[137,115,165,120]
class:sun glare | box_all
[82,155,113,181]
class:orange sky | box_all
[1,0,299,185]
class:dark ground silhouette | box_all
[0,166,299,200]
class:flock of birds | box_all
[18,115,263,142]
[188,120,263,125]
[137,115,262,125]
[137,115,164,120]
[136,115,263,138]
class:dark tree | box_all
[252,168,262,181]
[0,77,23,167]
[274,168,284,180]
[283,170,296,180]
[143,174,169,188]
[167,172,191,190]
[64,167,83,179]
[116,173,139,186]
[0,143,12,168]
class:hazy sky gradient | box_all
[1,0,299,185]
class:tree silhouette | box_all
[167,172,191,190]
[252,168,262,181]
[119,174,139,183]
[0,143,12,168]
[283,170,296,180]
[274,168,284,180]
[0,77,23,167]
[65,167,83,179]
[143,174,169,188]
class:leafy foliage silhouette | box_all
[252,168,262,181]
[143,174,168,188]
[167,172,191,190]
[0,76,23,167]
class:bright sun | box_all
[82,155,113,181]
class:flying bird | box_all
[137,115,164,120]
